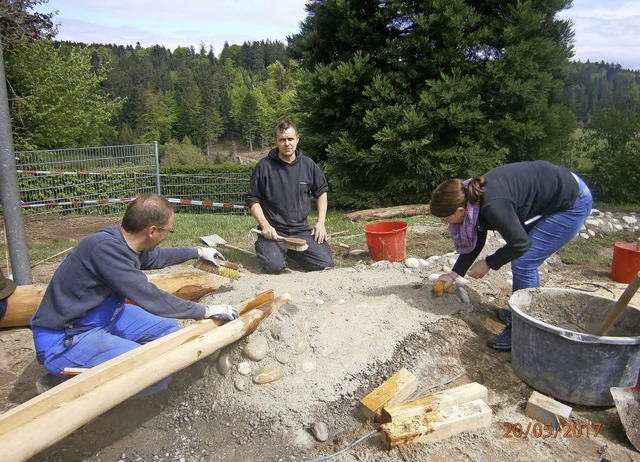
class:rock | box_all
[253,364,284,384]
[405,257,420,268]
[310,422,329,442]
[458,287,470,304]
[243,335,269,361]
[237,361,252,376]
[234,377,248,391]
[314,298,325,305]
[275,351,290,364]
[216,353,232,376]
[293,338,309,354]
[297,320,310,333]
[270,325,283,341]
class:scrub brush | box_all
[194,258,243,279]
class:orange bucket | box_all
[611,242,640,283]
[363,221,408,262]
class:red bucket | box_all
[611,242,640,283]
[362,221,408,262]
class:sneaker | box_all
[496,308,512,324]
[35,373,66,394]
[487,325,512,351]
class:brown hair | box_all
[121,194,174,233]
[274,120,298,137]
[429,176,486,217]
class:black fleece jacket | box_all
[452,160,579,276]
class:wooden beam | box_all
[379,399,492,449]
[0,271,230,328]
[380,382,488,424]
[359,368,418,421]
[0,291,288,461]
[525,391,572,428]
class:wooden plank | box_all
[380,382,488,424]
[0,290,274,436]
[380,399,492,449]
[0,293,289,462]
[0,271,230,328]
[525,391,572,428]
[359,368,418,421]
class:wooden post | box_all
[380,399,492,449]
[0,291,287,461]
[379,382,488,424]
[525,391,572,428]
[359,368,418,421]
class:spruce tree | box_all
[289,0,575,208]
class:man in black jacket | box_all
[246,120,334,273]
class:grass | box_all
[558,228,639,268]
[21,205,639,275]
[152,210,452,269]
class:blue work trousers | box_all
[511,175,593,291]
[32,296,178,394]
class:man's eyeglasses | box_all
[156,226,175,234]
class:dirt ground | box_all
[2,215,640,462]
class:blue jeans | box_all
[33,296,178,395]
[511,175,593,291]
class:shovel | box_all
[611,368,640,451]
[593,271,640,336]
[200,234,256,256]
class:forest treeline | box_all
[2,0,640,205]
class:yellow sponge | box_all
[431,280,453,296]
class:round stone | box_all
[237,361,252,376]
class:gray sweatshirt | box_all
[31,225,205,330]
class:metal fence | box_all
[15,143,251,215]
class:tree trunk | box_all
[344,204,430,222]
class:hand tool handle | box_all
[597,271,640,336]
[250,228,306,246]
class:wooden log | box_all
[0,284,47,328]
[525,391,572,429]
[0,291,289,461]
[359,368,418,421]
[380,382,488,424]
[344,204,430,222]
[379,399,492,449]
[0,271,230,328]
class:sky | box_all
[39,0,640,71]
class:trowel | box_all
[611,368,640,451]
[200,234,256,256]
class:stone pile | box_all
[582,209,640,238]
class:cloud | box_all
[558,1,640,70]
[46,0,308,52]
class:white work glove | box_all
[204,305,239,321]
[198,247,225,265]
